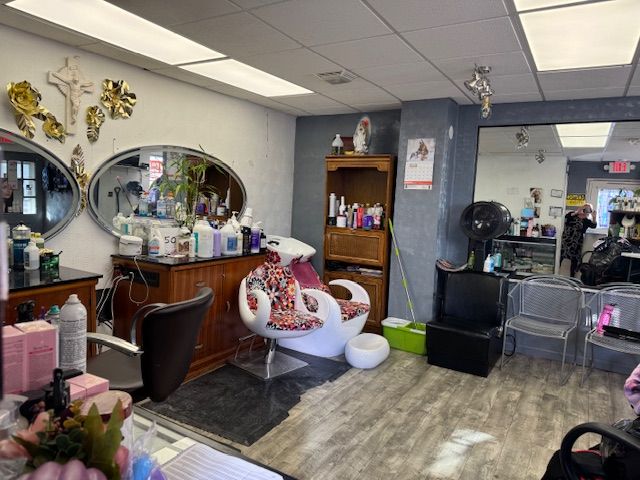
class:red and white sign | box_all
[608,160,632,174]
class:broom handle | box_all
[388,219,416,323]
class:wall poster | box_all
[404,138,435,190]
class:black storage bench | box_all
[426,269,507,377]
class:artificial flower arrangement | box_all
[0,397,164,480]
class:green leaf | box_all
[69,428,86,443]
[55,434,70,450]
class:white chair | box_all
[582,285,640,385]
[502,275,584,383]
[232,252,337,379]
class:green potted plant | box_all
[157,150,222,230]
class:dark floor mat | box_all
[138,348,350,446]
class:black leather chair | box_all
[86,287,214,402]
[426,269,507,377]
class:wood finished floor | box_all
[233,350,631,480]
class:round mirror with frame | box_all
[87,145,247,236]
[0,128,80,239]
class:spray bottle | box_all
[250,221,262,254]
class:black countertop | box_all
[9,266,102,292]
[111,252,265,266]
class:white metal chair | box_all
[582,285,640,384]
[501,275,584,383]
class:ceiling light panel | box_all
[559,136,608,148]
[180,60,313,97]
[555,122,612,137]
[514,0,588,12]
[519,0,640,71]
[7,0,225,65]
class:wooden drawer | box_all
[324,270,385,332]
[325,228,386,267]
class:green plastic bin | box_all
[381,317,426,355]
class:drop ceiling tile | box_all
[0,8,97,46]
[385,80,464,102]
[232,0,283,9]
[274,94,348,110]
[312,35,422,70]
[434,51,532,80]
[238,48,341,78]
[321,84,398,105]
[539,66,632,91]
[403,17,521,60]
[252,0,390,46]
[626,67,640,87]
[81,43,167,70]
[304,105,359,115]
[490,92,543,103]
[107,0,240,27]
[544,87,625,101]
[173,12,299,57]
[351,102,402,112]
[628,86,640,96]
[311,77,377,95]
[366,0,508,33]
[352,62,446,86]
[151,66,219,87]
[464,73,538,96]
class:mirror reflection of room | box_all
[475,121,640,284]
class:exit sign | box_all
[608,160,632,173]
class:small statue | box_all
[353,116,371,154]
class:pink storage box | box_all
[67,373,109,401]
[14,320,58,391]
[3,325,27,394]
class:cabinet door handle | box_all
[194,344,203,350]
[226,300,231,312]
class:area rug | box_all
[138,348,350,446]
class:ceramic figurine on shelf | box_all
[353,116,371,154]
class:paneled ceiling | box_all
[1,0,639,116]
[478,122,640,162]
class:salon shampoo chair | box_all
[86,288,214,402]
[425,269,507,377]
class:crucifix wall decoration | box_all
[48,56,94,135]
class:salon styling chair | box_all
[233,250,334,379]
[426,268,507,377]
[86,288,214,402]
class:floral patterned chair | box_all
[265,236,371,358]
[236,250,338,379]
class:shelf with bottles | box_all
[492,237,556,275]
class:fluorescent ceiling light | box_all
[7,0,225,65]
[559,136,608,148]
[181,60,313,97]
[514,0,587,11]
[519,0,640,71]
[555,122,612,137]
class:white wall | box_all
[0,25,296,287]
[474,153,568,233]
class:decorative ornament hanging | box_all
[86,105,106,143]
[516,126,529,150]
[6,80,66,142]
[100,79,137,119]
[47,56,94,135]
[70,144,89,216]
[464,65,494,120]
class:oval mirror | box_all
[87,146,246,236]
[0,128,80,239]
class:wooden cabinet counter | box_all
[111,253,265,379]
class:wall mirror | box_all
[87,146,246,236]
[0,128,79,239]
[474,121,640,275]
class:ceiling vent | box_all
[314,70,357,85]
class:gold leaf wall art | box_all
[100,79,137,119]
[70,144,89,216]
[86,105,105,143]
[6,80,66,142]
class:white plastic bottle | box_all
[23,241,40,270]
[138,192,149,216]
[236,229,243,255]
[193,219,214,258]
[220,221,237,256]
[59,294,87,372]
[148,228,163,256]
[188,233,196,258]
[156,195,167,218]
[483,254,494,273]
[250,222,261,254]
[213,228,222,257]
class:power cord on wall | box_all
[127,255,149,305]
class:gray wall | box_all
[388,99,459,322]
[291,110,401,273]
[567,160,640,195]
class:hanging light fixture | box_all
[516,126,530,149]
[464,65,494,119]
[535,149,546,164]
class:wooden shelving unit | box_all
[323,155,396,333]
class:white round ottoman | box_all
[345,333,390,369]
